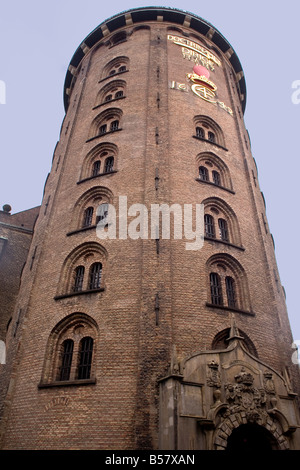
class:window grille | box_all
[99,124,107,135]
[205,214,215,238]
[92,160,101,177]
[212,170,221,186]
[196,126,205,139]
[218,218,229,242]
[210,272,223,305]
[208,131,215,143]
[77,337,94,380]
[199,166,209,181]
[89,262,102,290]
[82,207,94,228]
[110,120,119,132]
[104,156,114,173]
[59,339,74,381]
[73,266,85,292]
[115,90,124,99]
[226,276,236,308]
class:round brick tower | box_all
[1,7,299,450]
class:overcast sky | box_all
[0,0,299,344]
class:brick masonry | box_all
[0,8,299,450]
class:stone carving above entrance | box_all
[159,323,300,450]
[224,367,267,422]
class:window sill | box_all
[193,135,228,151]
[195,178,235,194]
[204,236,245,251]
[77,170,118,185]
[206,303,255,316]
[98,69,129,84]
[86,128,122,143]
[93,96,126,110]
[38,378,96,389]
[67,225,97,236]
[54,288,104,300]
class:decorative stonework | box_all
[213,367,289,449]
[44,396,70,412]
[207,360,221,388]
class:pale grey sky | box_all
[0,1,299,342]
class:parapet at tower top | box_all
[63,6,246,113]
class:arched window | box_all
[59,339,74,381]
[68,186,113,234]
[73,266,85,292]
[82,206,94,228]
[199,166,209,181]
[89,108,123,140]
[210,273,223,305]
[96,79,125,106]
[101,57,129,81]
[39,312,99,386]
[194,115,225,147]
[77,337,94,380]
[205,214,215,238]
[56,241,107,298]
[201,197,242,247]
[80,143,118,182]
[89,262,102,290]
[206,254,251,313]
[211,328,258,357]
[111,31,127,46]
[196,152,233,192]
[104,156,114,173]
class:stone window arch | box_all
[110,31,127,47]
[79,142,118,182]
[202,197,242,247]
[194,115,225,148]
[94,79,126,107]
[211,328,258,357]
[55,242,108,298]
[206,253,251,312]
[88,108,123,140]
[101,56,129,81]
[68,186,113,233]
[39,312,98,386]
[196,152,233,191]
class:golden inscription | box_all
[167,35,222,67]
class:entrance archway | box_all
[226,424,279,451]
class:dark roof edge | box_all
[63,6,246,113]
